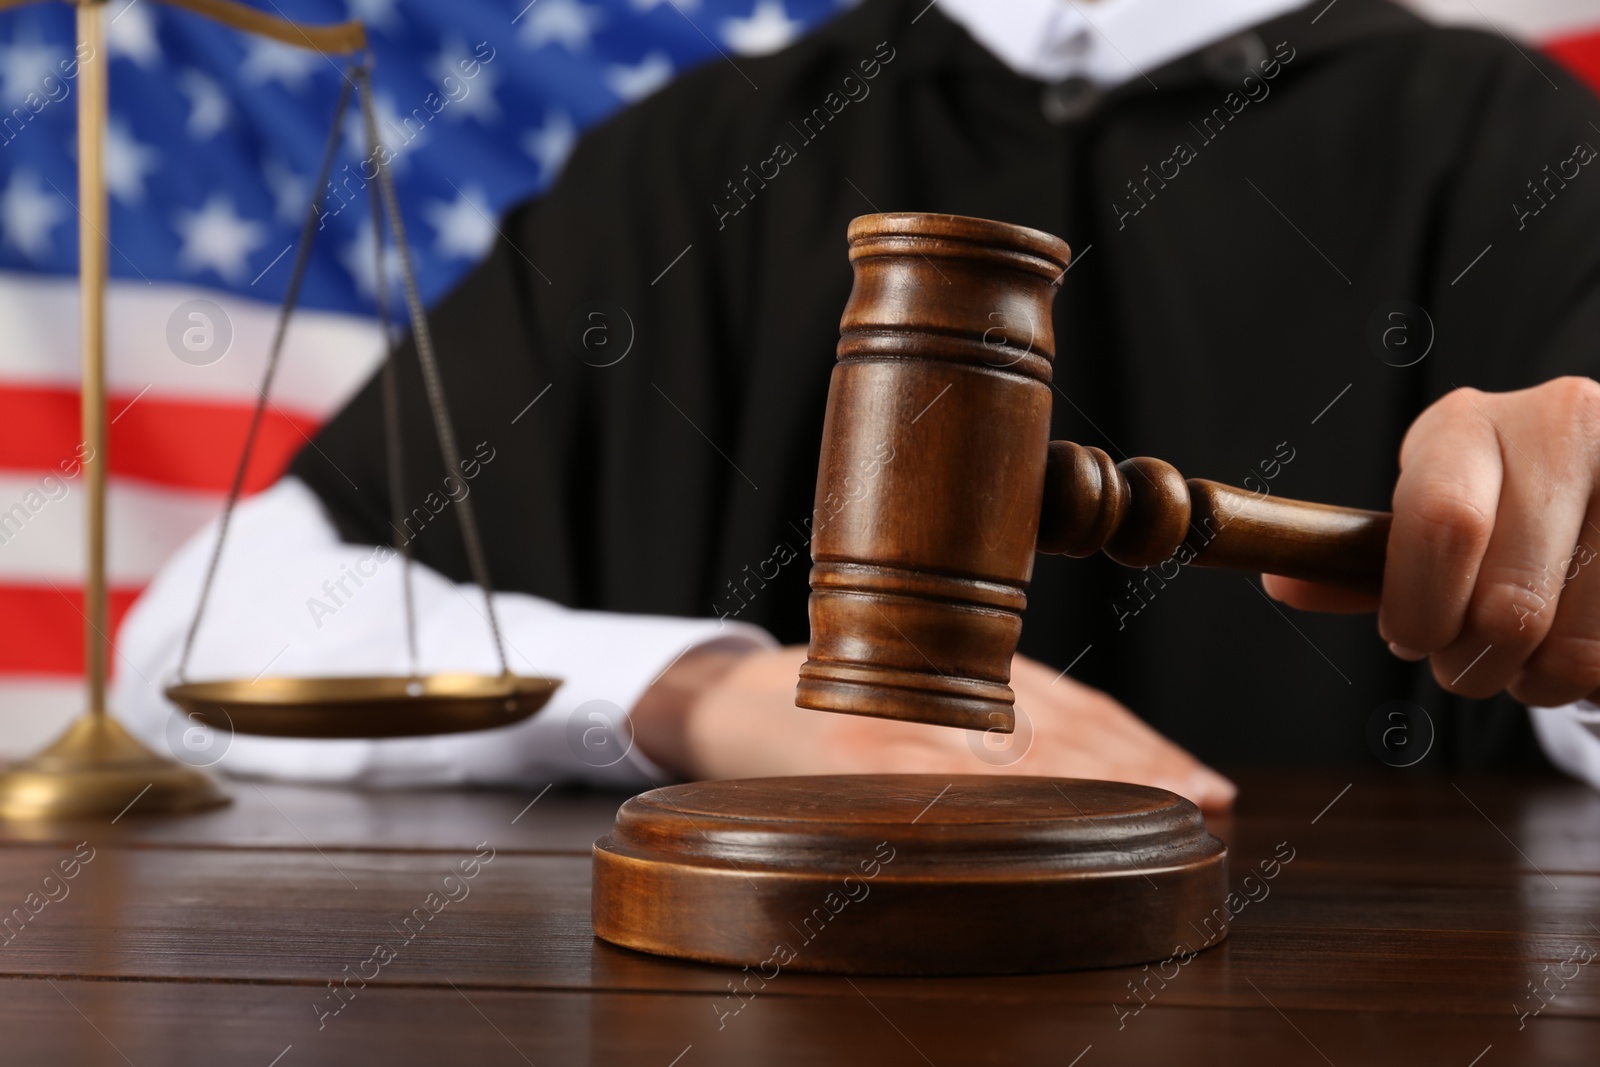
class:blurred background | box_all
[0,0,1595,756]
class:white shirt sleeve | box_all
[1529,701,1600,791]
[113,476,776,789]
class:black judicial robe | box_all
[291,0,1600,771]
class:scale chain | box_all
[174,78,355,683]
[355,65,512,677]
[365,103,420,677]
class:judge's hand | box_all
[1266,377,1600,707]
[631,644,1236,813]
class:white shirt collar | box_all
[933,0,1308,85]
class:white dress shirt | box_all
[117,0,1600,791]
[117,478,774,786]
[935,0,1305,85]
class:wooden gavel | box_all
[796,213,1392,733]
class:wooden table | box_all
[0,769,1595,1065]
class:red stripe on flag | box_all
[0,584,143,676]
[0,384,320,494]
[1548,29,1600,95]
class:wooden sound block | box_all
[592,774,1229,976]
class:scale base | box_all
[0,714,229,820]
[593,774,1229,975]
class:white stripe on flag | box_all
[0,473,221,585]
[0,678,88,758]
[0,272,383,418]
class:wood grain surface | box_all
[0,770,1595,1065]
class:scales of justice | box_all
[0,0,560,820]
[0,0,1399,975]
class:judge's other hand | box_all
[631,645,1236,813]
[1265,377,1600,707]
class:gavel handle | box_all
[1038,441,1390,594]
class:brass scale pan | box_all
[165,73,557,740]
[167,675,561,739]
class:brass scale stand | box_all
[0,0,558,819]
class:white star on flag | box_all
[179,70,231,139]
[339,216,406,299]
[104,119,161,203]
[518,0,606,52]
[605,51,673,102]
[344,92,427,174]
[722,0,803,56]
[0,34,63,108]
[174,194,268,283]
[431,40,500,124]
[241,37,319,91]
[345,0,401,34]
[424,186,498,260]
[522,109,576,179]
[107,0,161,68]
[0,169,65,259]
[262,157,311,225]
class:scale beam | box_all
[155,0,366,54]
[0,0,365,54]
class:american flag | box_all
[0,0,1595,755]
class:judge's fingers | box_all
[1427,380,1600,699]
[1261,574,1380,614]
[1512,506,1600,707]
[1012,661,1235,812]
[1379,388,1502,659]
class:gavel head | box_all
[795,213,1072,734]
